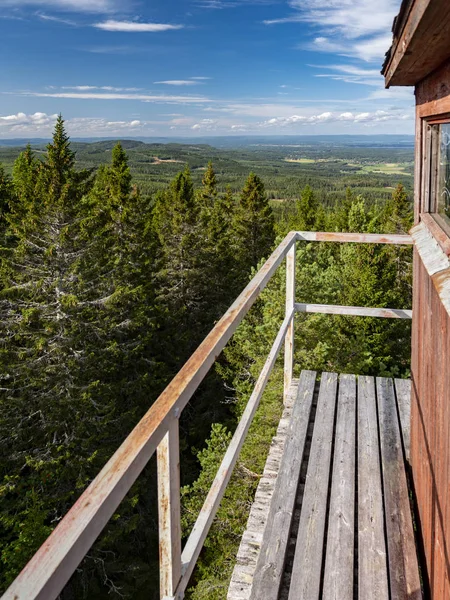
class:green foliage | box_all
[0,125,414,600]
[295,184,318,230]
[233,172,275,279]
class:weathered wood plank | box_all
[295,303,412,319]
[377,377,422,600]
[284,243,296,400]
[394,378,412,463]
[250,370,316,600]
[157,419,182,598]
[322,374,356,600]
[296,231,413,245]
[227,380,298,600]
[358,376,389,600]
[288,372,338,600]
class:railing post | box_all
[157,418,182,599]
[284,240,296,401]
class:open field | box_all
[348,162,413,176]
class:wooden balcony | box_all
[229,372,421,600]
[2,231,418,600]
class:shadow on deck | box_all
[228,371,422,600]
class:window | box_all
[427,122,450,234]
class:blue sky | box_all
[0,0,414,138]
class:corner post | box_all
[157,418,182,599]
[284,239,296,401]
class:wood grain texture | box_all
[284,244,296,400]
[288,372,338,600]
[357,376,389,600]
[385,0,450,87]
[411,253,450,600]
[157,420,182,598]
[250,371,316,600]
[227,380,299,600]
[322,374,356,600]
[394,378,412,463]
[377,377,422,600]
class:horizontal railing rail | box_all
[2,231,414,600]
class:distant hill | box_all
[0,134,415,150]
[0,135,415,206]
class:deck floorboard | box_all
[228,371,422,600]
[250,371,316,600]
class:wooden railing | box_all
[2,231,414,600]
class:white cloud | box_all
[0,111,58,132]
[190,76,212,80]
[61,85,142,91]
[312,63,383,86]
[36,12,77,25]
[93,20,184,32]
[19,91,210,103]
[265,0,399,63]
[259,109,412,127]
[0,0,115,12]
[0,112,149,136]
[197,0,274,8]
[308,33,394,63]
[191,118,217,130]
[287,0,397,39]
[154,80,200,86]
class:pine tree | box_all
[233,172,275,278]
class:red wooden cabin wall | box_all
[411,59,450,600]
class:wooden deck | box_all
[228,371,422,600]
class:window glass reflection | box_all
[438,123,450,226]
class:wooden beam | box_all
[157,420,182,598]
[284,243,296,400]
[384,0,450,87]
[295,303,412,319]
[296,231,414,245]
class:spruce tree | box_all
[383,183,413,234]
[0,118,98,589]
[152,165,209,361]
[295,184,318,231]
[233,172,275,278]
[0,165,13,245]
[334,187,355,232]
[197,161,218,217]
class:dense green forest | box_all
[0,134,413,206]
[0,119,413,599]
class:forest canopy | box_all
[0,118,413,599]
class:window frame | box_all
[422,116,450,237]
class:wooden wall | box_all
[411,59,450,600]
[411,252,450,600]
